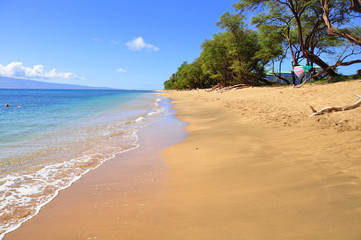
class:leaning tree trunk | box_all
[293,7,338,77]
[304,49,338,77]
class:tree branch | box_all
[350,0,361,13]
[310,94,361,116]
[321,0,361,46]
[295,59,361,88]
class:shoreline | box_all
[0,91,163,239]
[4,98,186,240]
[4,81,361,239]
[0,137,141,240]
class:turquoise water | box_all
[0,89,167,238]
[1,90,145,145]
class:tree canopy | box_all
[164,0,361,90]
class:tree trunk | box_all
[222,71,227,87]
[304,49,338,77]
[293,7,338,78]
[273,73,291,84]
[350,0,361,12]
[321,0,361,46]
[292,71,297,85]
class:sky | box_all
[0,0,360,90]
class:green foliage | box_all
[349,26,361,37]
[200,33,234,86]
[233,0,358,77]
[215,12,276,85]
[164,60,214,90]
[312,74,359,83]
[164,0,360,89]
[255,24,284,62]
[164,11,281,89]
[200,28,273,86]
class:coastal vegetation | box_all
[164,0,361,89]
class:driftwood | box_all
[205,84,220,92]
[205,83,251,93]
[310,95,361,117]
[214,84,251,93]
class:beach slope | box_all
[161,81,361,239]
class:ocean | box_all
[0,89,168,238]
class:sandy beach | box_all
[2,0,361,239]
[5,80,361,239]
[160,80,361,239]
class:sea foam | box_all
[0,92,167,239]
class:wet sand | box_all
[4,112,186,240]
[5,80,361,239]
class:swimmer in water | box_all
[5,104,9,108]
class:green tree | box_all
[200,32,234,87]
[200,12,278,87]
[181,59,212,89]
[216,12,272,85]
[163,60,212,90]
[234,0,350,77]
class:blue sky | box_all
[0,0,360,90]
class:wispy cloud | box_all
[0,62,84,80]
[110,40,121,45]
[126,37,159,52]
[116,68,127,73]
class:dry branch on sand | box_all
[310,95,361,117]
[205,84,251,93]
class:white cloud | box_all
[126,37,159,52]
[0,62,83,80]
[116,68,127,73]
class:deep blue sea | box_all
[0,89,167,238]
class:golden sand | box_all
[160,80,361,239]
[5,80,361,239]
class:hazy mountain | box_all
[0,76,115,90]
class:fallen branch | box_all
[310,95,361,117]
[211,84,251,93]
[294,72,319,88]
[205,84,220,92]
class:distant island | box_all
[0,76,115,90]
